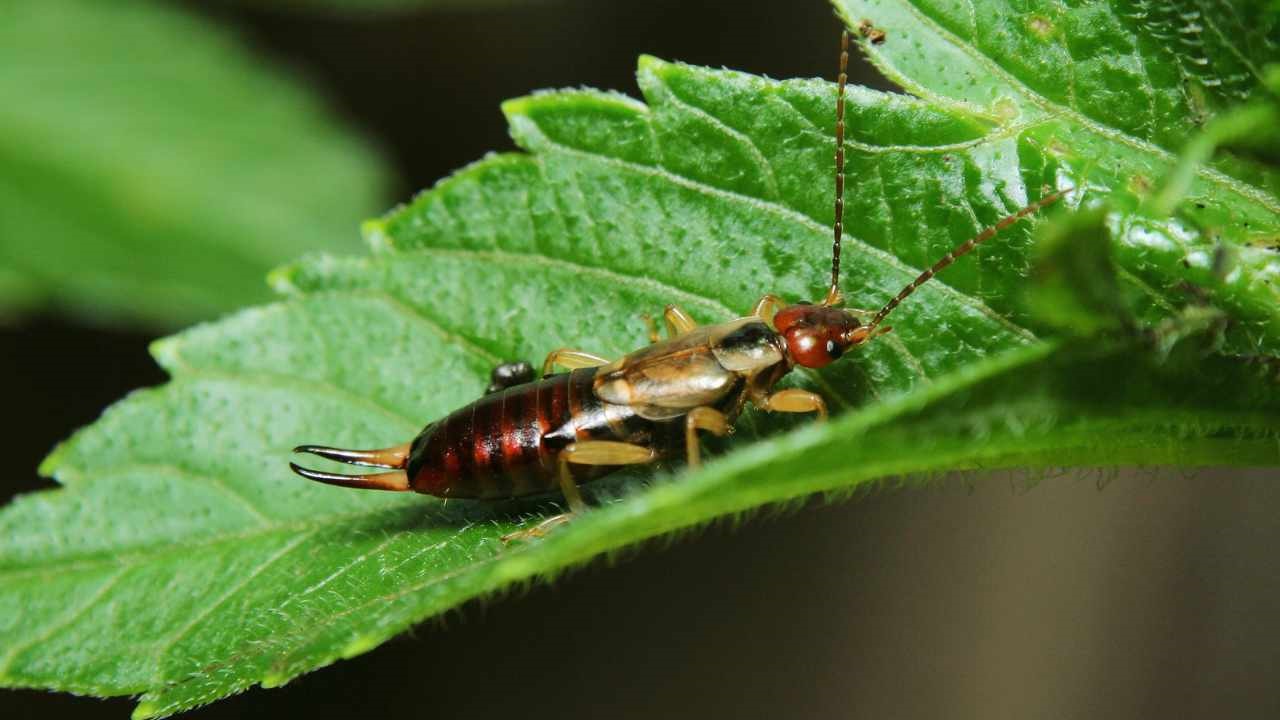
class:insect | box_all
[290,30,1067,537]
[857,18,887,45]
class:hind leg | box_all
[501,440,657,542]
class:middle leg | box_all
[541,348,611,377]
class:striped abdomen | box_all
[404,368,660,499]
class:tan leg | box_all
[685,406,730,468]
[757,388,828,421]
[643,314,662,344]
[663,305,697,337]
[501,440,657,542]
[541,348,610,377]
[642,305,697,343]
[752,293,871,323]
[751,294,786,325]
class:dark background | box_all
[4,1,1279,718]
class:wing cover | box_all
[593,318,780,420]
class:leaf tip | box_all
[149,336,182,369]
[37,442,69,479]
[260,671,292,689]
[266,264,301,295]
[362,218,393,253]
[499,95,533,120]
[636,54,669,77]
[131,700,162,720]
[340,633,383,659]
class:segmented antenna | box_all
[824,30,850,307]
[867,188,1070,330]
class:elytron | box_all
[291,30,1066,535]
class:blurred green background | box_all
[2,1,1278,718]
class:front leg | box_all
[751,294,786,325]
[755,388,828,421]
[501,440,657,542]
[752,293,874,323]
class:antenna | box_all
[867,188,1070,330]
[823,30,850,307]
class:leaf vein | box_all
[0,567,129,673]
[894,0,1280,215]
[529,136,1035,340]
[654,75,783,199]
[148,531,315,679]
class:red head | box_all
[772,303,876,368]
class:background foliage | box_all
[0,0,390,327]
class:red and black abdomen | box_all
[404,368,657,499]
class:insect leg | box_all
[643,305,698,343]
[663,305,697,337]
[752,294,872,322]
[502,440,657,542]
[750,294,786,324]
[557,441,657,508]
[541,348,610,377]
[685,406,730,468]
[756,389,828,421]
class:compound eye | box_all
[825,340,843,360]
[785,327,834,368]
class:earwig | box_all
[291,30,1068,538]
[857,19,887,45]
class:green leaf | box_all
[1023,208,1131,334]
[839,0,1280,354]
[0,0,391,327]
[239,0,552,12]
[1150,63,1280,213]
[3,5,1278,718]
